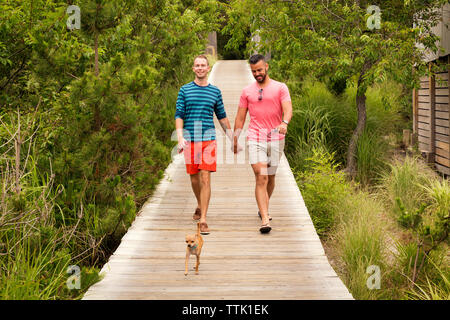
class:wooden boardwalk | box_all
[83,60,353,300]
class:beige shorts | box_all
[247,139,285,175]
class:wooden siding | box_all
[413,55,450,175]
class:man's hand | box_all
[232,134,243,154]
[177,138,188,153]
[275,122,288,135]
[232,141,243,154]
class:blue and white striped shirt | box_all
[175,81,227,142]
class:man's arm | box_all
[175,118,187,152]
[233,107,247,153]
[175,87,187,152]
[276,100,292,135]
[218,117,233,141]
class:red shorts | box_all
[183,140,217,175]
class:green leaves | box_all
[226,0,445,90]
[396,197,425,229]
[1,0,222,299]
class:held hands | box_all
[177,138,188,153]
[232,131,243,154]
[232,141,243,154]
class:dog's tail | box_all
[196,222,200,237]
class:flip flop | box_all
[193,208,201,221]
[259,223,272,234]
[199,222,210,235]
[258,211,272,221]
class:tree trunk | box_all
[94,32,99,77]
[93,31,101,131]
[15,113,21,195]
[345,74,367,179]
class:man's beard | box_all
[255,72,266,83]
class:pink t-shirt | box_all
[239,79,291,141]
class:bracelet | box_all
[282,120,289,125]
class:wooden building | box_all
[413,4,450,176]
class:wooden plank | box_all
[429,66,436,157]
[418,130,430,138]
[418,102,430,109]
[436,140,450,151]
[436,147,450,159]
[435,81,448,89]
[436,118,449,127]
[418,108,431,117]
[447,55,450,168]
[435,163,450,175]
[436,125,449,135]
[413,87,419,133]
[436,96,449,104]
[436,88,448,96]
[418,88,429,96]
[420,81,430,89]
[418,122,430,131]
[418,115,429,123]
[436,71,449,81]
[419,95,430,103]
[419,142,429,151]
[436,103,449,112]
[436,133,450,143]
[436,111,449,120]
[436,155,450,167]
[419,136,430,143]
[435,72,448,88]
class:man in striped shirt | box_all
[175,55,234,235]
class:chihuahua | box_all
[185,222,204,276]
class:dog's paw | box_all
[184,272,188,276]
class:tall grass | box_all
[286,79,401,185]
[293,149,352,237]
[295,148,388,299]
[379,156,434,215]
[407,257,450,300]
[356,130,389,186]
[284,77,449,299]
[379,156,449,299]
[0,144,102,299]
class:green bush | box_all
[0,0,222,299]
[295,149,352,237]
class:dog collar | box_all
[190,244,197,250]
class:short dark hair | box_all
[249,54,265,65]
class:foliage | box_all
[294,149,353,237]
[285,79,402,185]
[224,0,447,177]
[0,0,221,299]
[380,157,450,295]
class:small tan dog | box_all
[184,222,204,276]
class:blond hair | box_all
[193,54,209,66]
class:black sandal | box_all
[259,223,272,233]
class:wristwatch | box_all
[282,120,289,125]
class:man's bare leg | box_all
[190,173,201,211]
[252,162,270,225]
[267,174,275,200]
[198,170,211,223]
